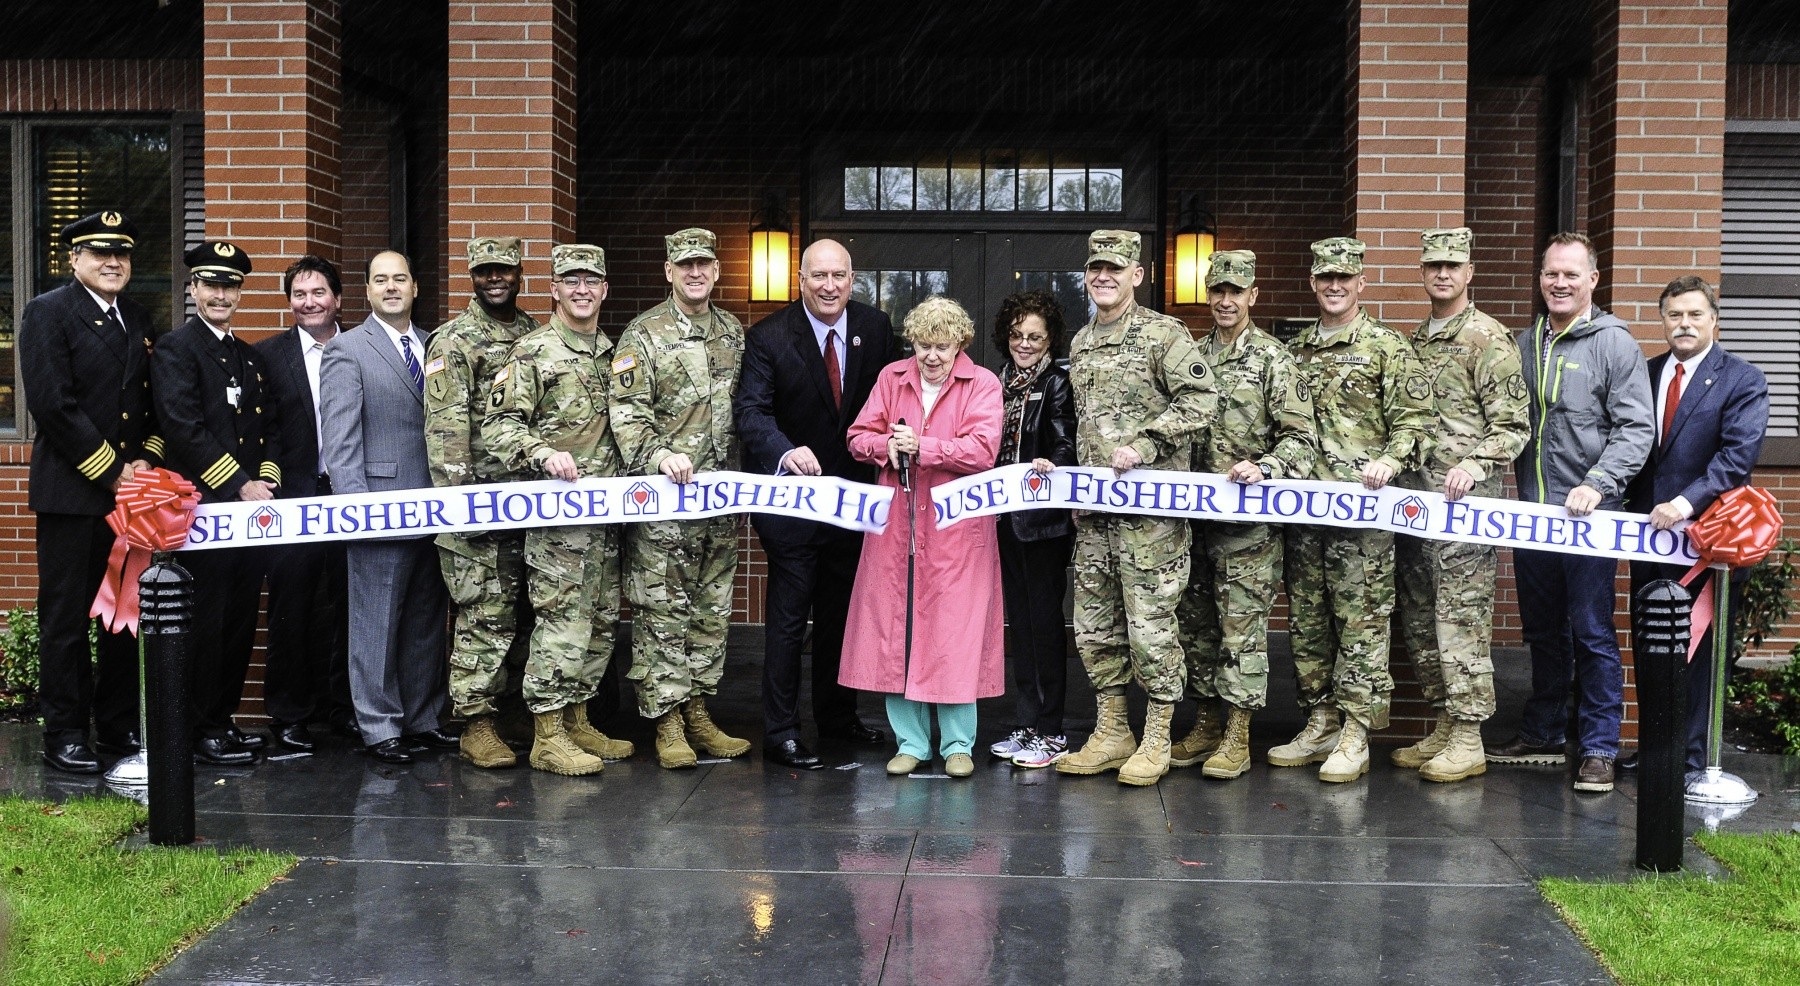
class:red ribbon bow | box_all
[89,467,201,635]
[1679,486,1784,662]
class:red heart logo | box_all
[633,489,649,505]
[258,513,273,528]
[1027,475,1042,492]
[1403,504,1419,519]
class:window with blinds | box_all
[1722,125,1800,443]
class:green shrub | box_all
[1735,537,1797,662]
[1729,649,1800,756]
[0,607,42,709]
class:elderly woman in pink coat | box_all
[840,296,1004,778]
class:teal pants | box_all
[885,695,977,760]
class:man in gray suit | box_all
[320,250,455,764]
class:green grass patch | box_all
[0,796,296,985]
[1541,832,1800,986]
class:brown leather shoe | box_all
[1488,735,1566,765]
[1573,755,1615,793]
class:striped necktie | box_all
[400,334,424,393]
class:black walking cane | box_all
[897,418,917,679]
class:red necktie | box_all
[824,329,843,409]
[1661,362,1684,446]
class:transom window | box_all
[845,152,1123,213]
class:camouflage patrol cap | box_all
[1310,237,1366,276]
[184,241,252,285]
[1087,229,1142,268]
[665,227,717,263]
[63,211,137,251]
[1420,226,1472,264]
[1205,250,1257,289]
[466,236,523,270]
[551,244,606,278]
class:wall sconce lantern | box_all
[750,190,791,303]
[1173,194,1216,306]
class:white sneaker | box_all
[989,728,1033,758]
[1012,733,1067,769]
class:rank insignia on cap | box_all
[214,243,237,257]
[102,211,123,226]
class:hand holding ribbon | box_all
[89,467,202,635]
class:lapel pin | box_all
[852,336,862,347]
[1705,379,1713,386]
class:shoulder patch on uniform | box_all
[1506,375,1527,399]
[1405,374,1432,401]
[426,356,446,375]
[1189,361,1209,380]
[611,354,637,375]
[495,365,510,385]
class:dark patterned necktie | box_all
[401,334,424,393]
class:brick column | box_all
[1589,0,1727,337]
[1345,0,1469,326]
[202,0,342,333]
[446,1,577,317]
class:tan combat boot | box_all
[564,703,634,761]
[1118,700,1175,786]
[1390,709,1454,769]
[1168,700,1224,768]
[1318,716,1369,783]
[1055,689,1136,775]
[459,714,516,769]
[683,697,750,758]
[1201,705,1253,780]
[653,710,698,769]
[1419,720,1487,783]
[1266,705,1342,767]
[529,708,605,776]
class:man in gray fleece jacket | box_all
[1492,232,1653,794]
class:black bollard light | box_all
[1631,579,1691,872]
[140,553,196,846]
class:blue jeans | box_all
[1515,548,1624,759]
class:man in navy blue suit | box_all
[1627,275,1769,778]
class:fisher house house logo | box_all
[246,505,283,539]
[1392,495,1429,532]
[623,481,659,516]
[1021,470,1052,503]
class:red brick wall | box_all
[200,0,344,333]
[1466,80,1546,327]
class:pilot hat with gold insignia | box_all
[184,241,253,285]
[63,211,138,252]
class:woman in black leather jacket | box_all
[986,291,1078,769]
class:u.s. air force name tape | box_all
[930,464,1699,566]
[175,471,895,550]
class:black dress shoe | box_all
[364,738,416,765]
[820,721,886,745]
[227,726,267,751]
[764,738,823,769]
[1616,751,1639,771]
[43,740,101,774]
[271,722,316,753]
[402,727,460,750]
[194,735,257,766]
[96,730,142,755]
[329,711,361,738]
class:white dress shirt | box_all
[302,325,340,466]
[1654,343,1711,519]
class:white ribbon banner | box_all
[175,471,895,551]
[930,464,1699,566]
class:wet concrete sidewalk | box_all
[3,644,1797,985]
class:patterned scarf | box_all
[998,357,1048,465]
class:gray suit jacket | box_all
[320,314,433,499]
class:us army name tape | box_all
[931,464,1699,566]
[174,471,896,551]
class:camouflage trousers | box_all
[625,515,738,718]
[1285,524,1396,729]
[1396,533,1498,721]
[1176,519,1280,710]
[440,532,533,718]
[1073,514,1190,703]
[521,523,621,714]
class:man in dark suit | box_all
[320,250,454,765]
[733,238,895,767]
[254,255,352,752]
[19,211,164,773]
[1627,275,1769,777]
[152,240,282,765]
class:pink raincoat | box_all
[839,351,1005,704]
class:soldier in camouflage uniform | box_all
[1172,250,1317,780]
[1270,237,1431,783]
[1054,230,1220,787]
[1391,228,1529,783]
[424,236,540,769]
[481,244,628,776]
[609,228,752,770]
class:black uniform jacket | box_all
[151,315,282,504]
[19,281,163,516]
